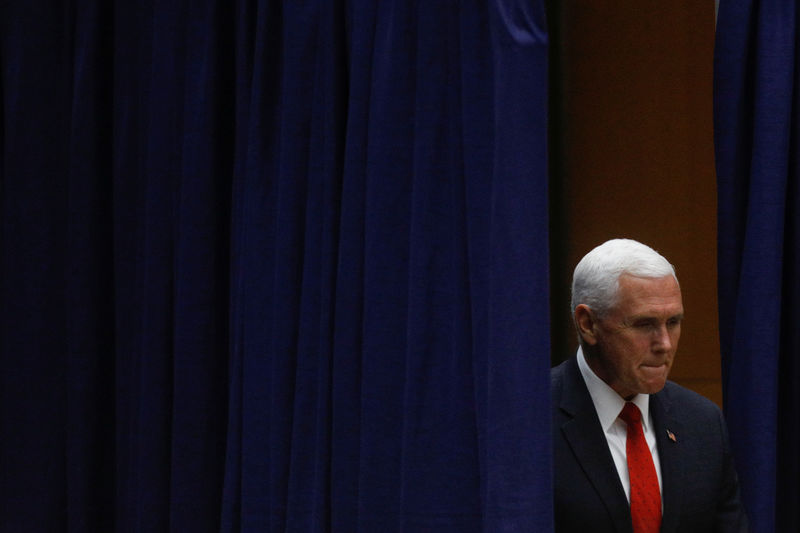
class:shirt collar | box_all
[576,346,651,432]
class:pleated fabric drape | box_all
[0,1,551,531]
[715,2,800,531]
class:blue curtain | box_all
[0,1,552,531]
[714,2,800,532]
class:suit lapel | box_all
[558,359,633,533]
[651,388,684,533]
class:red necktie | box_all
[619,402,662,533]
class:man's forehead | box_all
[614,274,683,308]
[617,273,681,292]
[627,309,685,321]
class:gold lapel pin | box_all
[667,430,677,442]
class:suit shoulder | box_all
[550,359,574,407]
[551,359,570,378]
[661,380,722,417]
[550,359,572,387]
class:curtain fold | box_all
[714,2,800,532]
[0,1,551,531]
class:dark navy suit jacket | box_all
[552,357,748,532]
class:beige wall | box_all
[549,1,721,405]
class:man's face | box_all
[581,274,684,399]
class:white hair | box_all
[571,238,677,317]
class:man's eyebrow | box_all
[665,313,685,323]
[628,312,684,322]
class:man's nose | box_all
[653,325,672,350]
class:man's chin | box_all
[638,366,669,393]
[642,382,667,395]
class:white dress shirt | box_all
[576,347,663,505]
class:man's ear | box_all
[574,304,599,345]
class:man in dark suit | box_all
[552,239,748,532]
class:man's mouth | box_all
[640,363,667,375]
